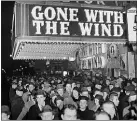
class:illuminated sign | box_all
[79,43,107,69]
[81,56,106,69]
[79,43,107,58]
[29,5,126,38]
[127,7,137,42]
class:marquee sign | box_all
[29,4,126,38]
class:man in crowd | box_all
[101,101,118,120]
[61,104,77,120]
[10,86,24,120]
[109,92,120,119]
[27,89,47,120]
[77,96,94,120]
[118,84,136,119]
[81,87,94,110]
[123,91,137,120]
[94,111,111,120]
[56,84,64,98]
[109,92,120,107]
[39,105,54,120]
[1,105,11,120]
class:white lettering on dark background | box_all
[30,5,124,37]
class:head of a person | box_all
[55,96,63,108]
[125,84,135,95]
[94,94,104,106]
[61,104,77,120]
[102,101,116,119]
[66,83,72,92]
[18,80,22,86]
[109,92,119,107]
[29,82,35,92]
[57,84,64,97]
[30,78,35,83]
[86,85,92,92]
[76,82,81,88]
[102,88,109,100]
[72,82,76,89]
[11,81,17,89]
[94,111,111,120]
[1,105,10,120]
[16,86,24,96]
[128,91,137,103]
[93,89,102,97]
[44,84,51,93]
[112,87,121,98]
[40,83,44,90]
[106,79,110,86]
[35,90,46,105]
[72,87,79,99]
[50,93,57,104]
[79,96,88,110]
[39,105,54,120]
[81,87,89,98]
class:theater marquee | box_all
[12,2,127,60]
[29,5,125,38]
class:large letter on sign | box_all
[31,6,43,20]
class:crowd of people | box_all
[1,73,137,120]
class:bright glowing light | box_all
[63,71,67,76]
[69,57,75,61]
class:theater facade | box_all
[12,1,130,77]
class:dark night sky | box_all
[1,1,16,75]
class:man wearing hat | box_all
[124,84,136,93]
[77,96,95,120]
[39,105,54,120]
[1,105,11,120]
[76,81,81,88]
[10,86,24,120]
[27,89,47,120]
[111,87,121,98]
[17,89,36,120]
[123,91,137,119]
[118,84,136,119]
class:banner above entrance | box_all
[28,4,126,38]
